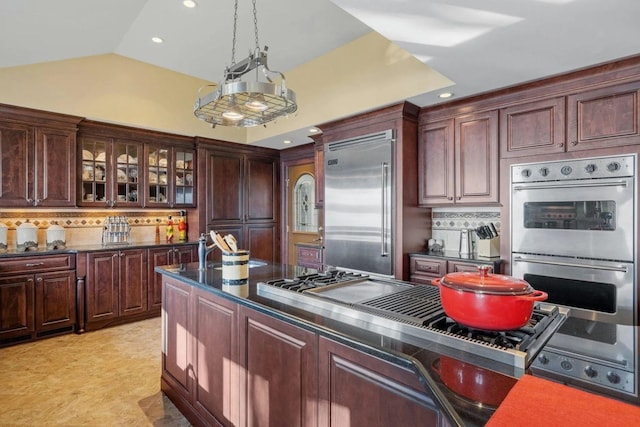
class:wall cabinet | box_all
[0,106,81,208]
[148,245,196,314]
[567,80,640,151]
[78,121,195,208]
[145,144,195,208]
[409,254,501,285]
[0,254,76,346]
[84,248,147,330]
[419,110,499,206]
[500,97,566,158]
[200,143,279,263]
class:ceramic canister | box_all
[0,221,7,252]
[221,250,249,286]
[46,222,66,250]
[16,220,38,252]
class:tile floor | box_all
[0,318,191,426]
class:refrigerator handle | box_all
[381,162,389,257]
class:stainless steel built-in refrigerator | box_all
[324,130,394,276]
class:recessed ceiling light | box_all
[308,128,320,134]
[283,140,292,144]
[151,37,164,44]
[183,0,197,8]
[438,92,454,99]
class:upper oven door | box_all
[511,176,634,261]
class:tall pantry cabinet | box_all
[196,138,280,263]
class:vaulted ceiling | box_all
[1,0,639,148]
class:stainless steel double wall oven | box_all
[510,154,638,402]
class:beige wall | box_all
[0,32,452,145]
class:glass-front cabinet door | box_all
[145,145,195,208]
[174,150,195,206]
[114,141,140,207]
[79,138,142,207]
[81,137,108,205]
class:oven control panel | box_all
[531,349,636,396]
[512,154,635,183]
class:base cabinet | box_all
[161,276,444,427]
[85,248,147,330]
[409,254,501,285]
[0,254,76,347]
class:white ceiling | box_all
[2,0,640,149]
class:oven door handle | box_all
[513,256,629,272]
[512,180,628,191]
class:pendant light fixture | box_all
[194,0,298,128]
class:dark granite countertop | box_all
[410,250,503,264]
[0,240,197,258]
[156,260,518,426]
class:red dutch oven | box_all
[431,265,548,331]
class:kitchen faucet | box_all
[198,233,216,270]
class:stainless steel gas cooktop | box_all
[257,270,568,376]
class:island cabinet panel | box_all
[318,337,439,427]
[193,287,240,427]
[0,274,35,341]
[162,277,193,402]
[567,80,640,151]
[239,306,318,427]
[148,245,197,313]
[500,97,566,158]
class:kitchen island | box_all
[156,260,636,427]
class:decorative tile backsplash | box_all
[0,210,181,248]
[430,208,501,254]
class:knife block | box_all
[478,236,500,258]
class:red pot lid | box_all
[440,265,533,295]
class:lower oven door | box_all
[511,254,635,325]
[511,176,634,261]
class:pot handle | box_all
[431,278,442,286]
[518,290,548,302]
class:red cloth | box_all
[487,374,640,427]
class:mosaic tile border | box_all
[0,211,180,229]
[432,211,501,232]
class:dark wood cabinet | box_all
[419,110,499,206]
[199,141,280,263]
[0,254,76,346]
[0,274,35,342]
[240,305,317,427]
[85,248,147,330]
[318,336,439,427]
[35,270,76,334]
[296,244,323,269]
[148,245,196,313]
[500,97,566,158]
[78,120,195,208]
[567,80,640,151]
[0,106,80,208]
[145,144,196,208]
[409,254,501,285]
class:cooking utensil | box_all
[224,234,238,252]
[210,230,232,252]
[431,265,548,330]
[489,222,499,237]
[459,229,471,256]
[433,356,516,407]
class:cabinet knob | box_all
[112,253,118,258]
[37,277,43,282]
[447,197,453,201]
[570,140,578,146]
[120,252,125,257]
[557,142,564,148]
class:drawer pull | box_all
[25,262,45,267]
